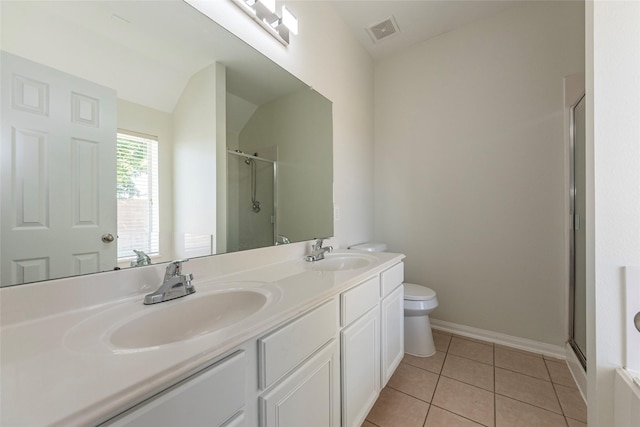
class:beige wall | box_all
[239,89,333,243]
[373,1,585,345]
[172,64,220,258]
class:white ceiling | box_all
[330,0,526,60]
[1,1,306,112]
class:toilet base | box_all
[404,314,436,357]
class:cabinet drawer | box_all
[381,262,404,297]
[258,298,338,390]
[104,351,245,427]
[341,276,379,327]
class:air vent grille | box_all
[366,16,400,43]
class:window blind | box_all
[116,132,159,259]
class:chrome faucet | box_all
[143,259,195,305]
[130,249,151,267]
[305,238,333,262]
[276,234,291,245]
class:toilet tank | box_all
[348,242,387,252]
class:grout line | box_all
[429,404,491,427]
[493,390,565,416]
[494,365,552,382]
[385,339,580,427]
[432,340,493,427]
[446,350,494,367]
[385,384,432,404]
[401,353,446,376]
[545,358,567,420]
[422,401,431,427]
[439,371,494,393]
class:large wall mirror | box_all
[0,0,333,287]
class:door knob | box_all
[102,233,115,243]
[635,312,640,333]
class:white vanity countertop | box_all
[0,250,404,427]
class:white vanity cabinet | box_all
[380,262,405,386]
[97,261,405,427]
[340,261,405,426]
[102,351,247,427]
[258,298,341,427]
[340,276,381,427]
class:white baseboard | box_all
[565,343,587,402]
[430,319,566,360]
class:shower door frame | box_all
[227,150,278,247]
[568,93,587,370]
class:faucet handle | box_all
[164,259,189,280]
[313,237,330,248]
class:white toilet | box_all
[349,243,439,357]
[403,283,438,357]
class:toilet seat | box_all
[403,283,436,301]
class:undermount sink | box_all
[109,287,272,350]
[308,253,375,272]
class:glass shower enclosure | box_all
[569,94,587,369]
[226,150,276,252]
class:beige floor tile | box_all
[424,406,483,427]
[495,346,550,380]
[366,387,429,427]
[441,353,494,391]
[403,352,446,375]
[361,421,378,427]
[448,337,494,365]
[495,344,543,358]
[566,417,587,427]
[554,384,587,422]
[387,363,439,402]
[495,368,562,414]
[432,376,494,427]
[433,332,452,352]
[545,359,577,388]
[453,334,493,345]
[495,395,567,427]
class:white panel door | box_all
[1,51,117,286]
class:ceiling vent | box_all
[366,16,400,43]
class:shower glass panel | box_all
[227,151,275,252]
[570,94,587,368]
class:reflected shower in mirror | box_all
[0,0,333,287]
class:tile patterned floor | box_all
[363,331,587,427]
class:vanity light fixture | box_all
[230,0,298,45]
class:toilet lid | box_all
[403,283,436,301]
[349,242,387,252]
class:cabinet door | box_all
[259,340,340,427]
[341,307,380,427]
[381,284,404,386]
[103,352,245,427]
